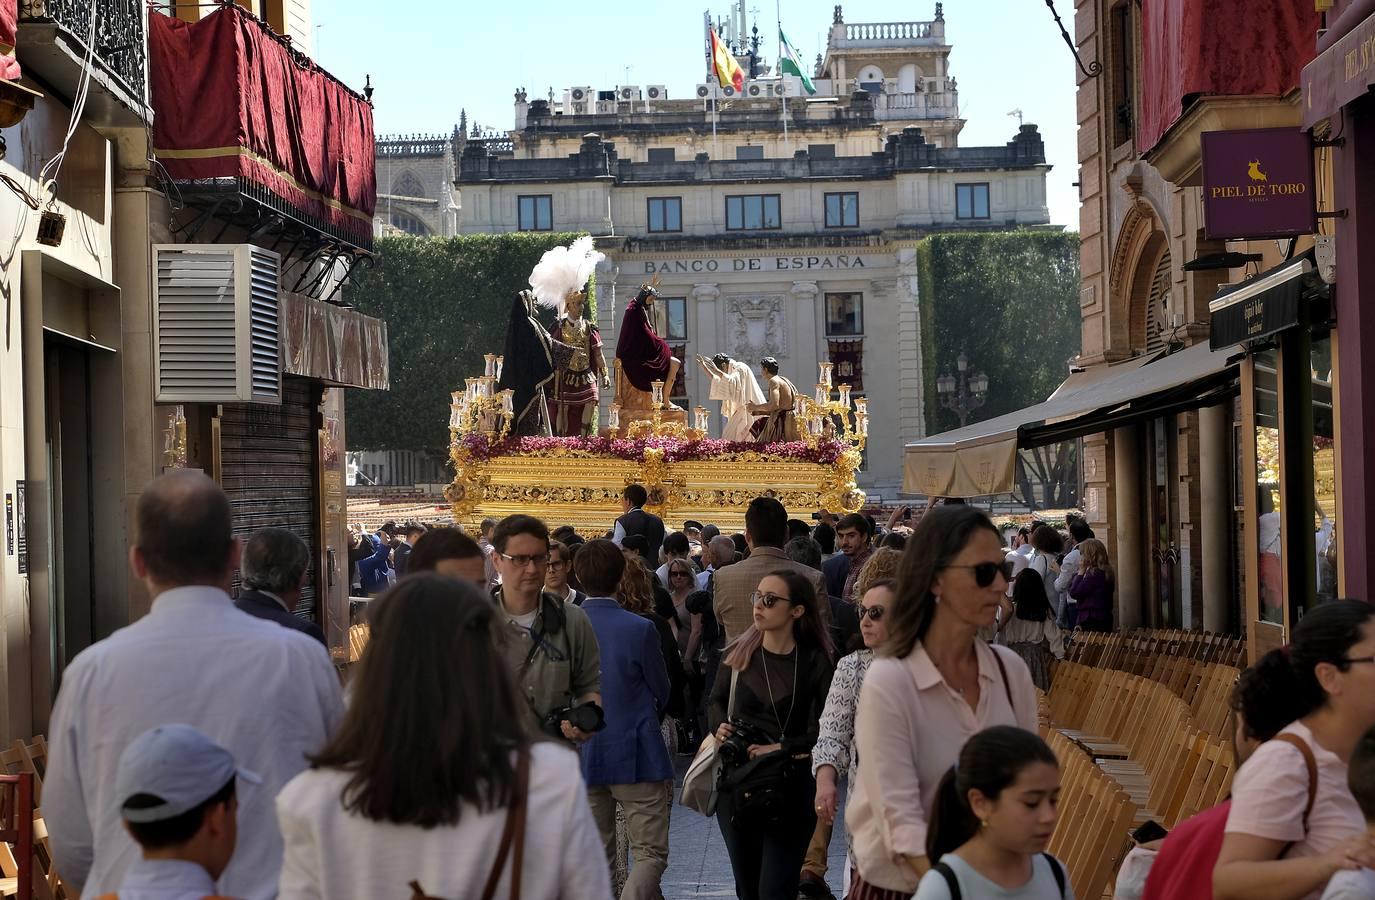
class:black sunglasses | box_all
[945,560,1016,588]
[858,605,885,622]
[750,591,789,609]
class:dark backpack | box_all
[934,853,1066,900]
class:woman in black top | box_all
[709,569,835,900]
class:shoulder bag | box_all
[1272,732,1318,859]
[680,668,738,816]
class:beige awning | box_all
[903,342,1239,497]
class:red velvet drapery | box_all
[0,0,19,78]
[148,5,376,246]
[1138,0,1319,154]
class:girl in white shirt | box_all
[999,570,1065,692]
[276,574,609,900]
[915,726,1073,900]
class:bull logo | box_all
[1247,160,1268,183]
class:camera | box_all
[543,702,605,738]
[719,718,772,767]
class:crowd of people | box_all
[36,467,1375,900]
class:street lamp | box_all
[938,351,988,428]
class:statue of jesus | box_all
[696,352,765,441]
[614,285,681,411]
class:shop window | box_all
[517,195,552,231]
[726,194,781,230]
[824,192,860,228]
[1254,349,1282,625]
[956,183,990,220]
[1110,2,1136,148]
[1311,335,1338,606]
[825,292,863,336]
[647,197,682,233]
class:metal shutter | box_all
[221,377,320,623]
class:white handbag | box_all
[679,668,737,817]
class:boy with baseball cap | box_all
[99,724,259,900]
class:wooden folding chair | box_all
[0,775,33,900]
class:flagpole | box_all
[705,11,718,159]
[778,0,787,152]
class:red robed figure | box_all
[615,290,673,392]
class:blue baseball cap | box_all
[115,724,261,824]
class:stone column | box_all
[1199,402,1231,632]
[690,283,721,434]
[789,280,820,388]
[1113,425,1143,630]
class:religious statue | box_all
[614,284,682,411]
[529,237,608,436]
[748,356,801,442]
[496,290,574,437]
[696,352,765,441]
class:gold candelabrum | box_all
[606,380,710,441]
[798,361,869,451]
[450,354,515,441]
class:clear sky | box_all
[313,0,1082,229]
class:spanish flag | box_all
[709,28,744,92]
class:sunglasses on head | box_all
[857,604,885,622]
[750,591,790,609]
[945,559,1017,587]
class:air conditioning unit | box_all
[568,86,593,103]
[695,83,717,99]
[769,81,789,98]
[646,84,668,101]
[618,85,642,102]
[595,99,617,114]
[746,82,766,97]
[153,244,282,404]
[720,84,738,98]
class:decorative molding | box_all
[726,294,788,360]
[690,283,721,302]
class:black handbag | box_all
[722,750,804,821]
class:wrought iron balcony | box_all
[19,0,148,124]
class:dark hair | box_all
[491,514,549,555]
[881,532,908,551]
[310,575,529,826]
[812,523,836,554]
[1017,525,1032,538]
[926,726,1058,862]
[663,531,691,557]
[479,518,497,536]
[1349,724,1375,820]
[1012,569,1052,622]
[724,569,835,668]
[836,513,871,537]
[1239,599,1375,725]
[760,356,780,375]
[731,533,749,558]
[408,528,483,574]
[702,524,722,542]
[745,496,788,549]
[623,484,648,507]
[124,776,235,849]
[683,520,705,533]
[1229,664,1302,745]
[622,534,649,554]
[787,519,812,541]
[551,525,579,543]
[1069,520,1094,544]
[241,527,310,594]
[547,540,571,563]
[784,536,823,571]
[1029,523,1063,555]
[136,471,235,586]
[885,505,1002,658]
[712,353,729,368]
[574,539,626,596]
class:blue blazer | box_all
[822,553,850,600]
[578,597,673,787]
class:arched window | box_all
[1145,248,1171,354]
[856,64,885,93]
[896,63,921,94]
[389,211,431,236]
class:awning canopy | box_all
[1210,252,1327,349]
[903,342,1240,497]
[1302,6,1375,128]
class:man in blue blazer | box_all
[234,528,326,646]
[574,540,672,900]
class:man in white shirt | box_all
[1005,525,1034,597]
[45,470,345,900]
[696,535,737,590]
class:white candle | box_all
[814,383,828,406]
[484,353,497,378]
[495,356,504,380]
[651,380,665,408]
[609,404,621,429]
[694,406,709,432]
[838,384,852,408]
[821,362,834,387]
[854,396,868,417]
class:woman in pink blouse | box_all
[1214,599,1375,900]
[845,505,1038,898]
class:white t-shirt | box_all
[1322,868,1375,900]
[914,853,1075,900]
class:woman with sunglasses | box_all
[709,570,836,900]
[845,505,1038,899]
[812,578,897,884]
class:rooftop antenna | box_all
[1008,108,1024,127]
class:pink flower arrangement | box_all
[457,433,846,465]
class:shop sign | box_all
[1209,259,1308,350]
[641,254,875,275]
[1201,128,1316,241]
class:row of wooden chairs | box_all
[0,736,67,899]
[1048,662,1235,829]
[1068,628,1245,671]
[1043,727,1138,900]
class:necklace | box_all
[761,645,799,737]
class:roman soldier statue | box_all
[529,237,608,436]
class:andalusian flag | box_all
[778,28,816,95]
[710,28,744,92]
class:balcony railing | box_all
[845,21,934,41]
[873,90,960,121]
[21,0,146,103]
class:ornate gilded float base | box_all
[445,436,864,534]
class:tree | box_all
[344,232,588,454]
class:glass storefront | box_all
[1311,335,1337,605]
[1253,350,1282,624]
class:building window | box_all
[825,292,863,336]
[808,144,836,159]
[955,183,990,220]
[824,192,859,228]
[1110,2,1135,147]
[647,148,676,163]
[735,145,764,160]
[725,194,781,230]
[518,195,552,231]
[647,197,682,233]
[660,297,687,341]
[389,212,429,236]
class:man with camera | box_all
[491,514,602,743]
[573,540,673,900]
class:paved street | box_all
[660,759,849,899]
